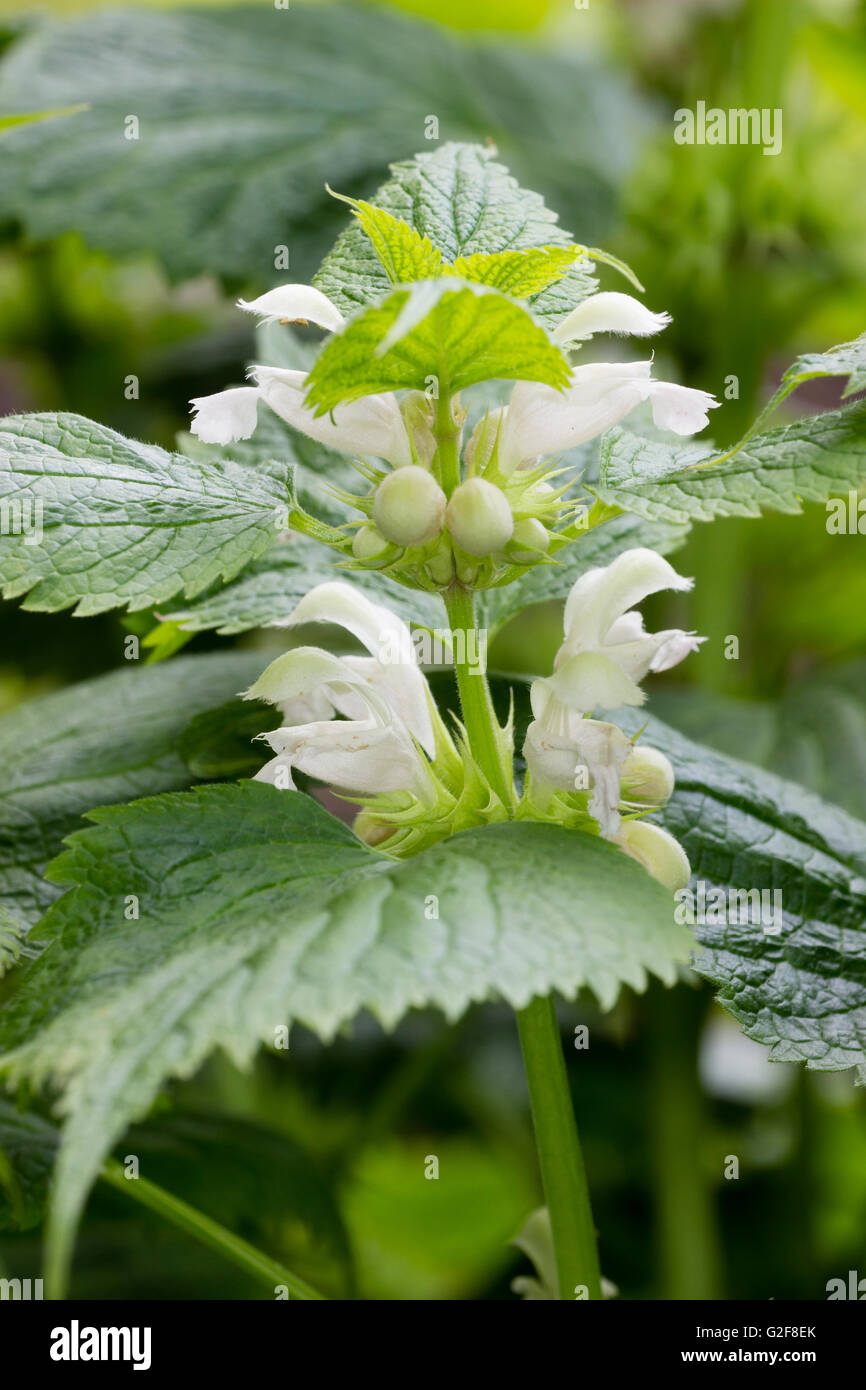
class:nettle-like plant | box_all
[2,143,866,1301]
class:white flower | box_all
[552,292,671,345]
[189,281,412,468]
[498,362,718,473]
[236,284,345,332]
[523,548,701,838]
[245,582,437,797]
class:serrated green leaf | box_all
[451,246,580,297]
[593,401,866,524]
[617,709,866,1074]
[162,532,446,636]
[314,143,599,330]
[305,281,570,415]
[782,333,866,400]
[330,196,443,284]
[651,661,866,825]
[0,414,294,615]
[0,781,688,1292]
[0,652,265,930]
[0,9,643,283]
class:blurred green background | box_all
[1,0,866,1300]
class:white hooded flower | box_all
[498,362,718,474]
[552,292,671,345]
[245,582,437,797]
[189,282,412,468]
[523,548,701,838]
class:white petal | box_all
[253,366,412,467]
[541,652,645,717]
[553,292,671,344]
[189,387,260,445]
[245,647,382,717]
[648,380,718,435]
[498,363,654,473]
[276,581,434,754]
[562,548,693,655]
[260,717,426,796]
[523,716,632,839]
[237,284,344,332]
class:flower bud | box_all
[616,820,691,892]
[445,478,513,556]
[353,809,396,847]
[352,523,391,561]
[621,746,675,806]
[373,466,446,548]
[509,517,550,563]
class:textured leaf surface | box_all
[0,652,265,929]
[594,402,866,524]
[0,414,294,614]
[651,663,866,824]
[0,9,643,283]
[0,781,688,1288]
[619,710,866,1073]
[305,281,570,414]
[163,532,445,635]
[781,333,866,400]
[314,143,599,330]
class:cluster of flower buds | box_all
[189,283,717,595]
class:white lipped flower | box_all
[496,290,718,475]
[245,582,440,798]
[523,548,701,863]
[189,282,413,467]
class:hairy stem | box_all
[100,1160,325,1301]
[444,579,601,1300]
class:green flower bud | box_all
[509,517,550,563]
[351,523,391,561]
[616,820,691,892]
[353,809,396,847]
[373,466,446,548]
[445,477,513,556]
[621,746,675,806]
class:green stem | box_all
[444,584,512,807]
[516,996,602,1299]
[444,578,601,1300]
[100,1159,325,1301]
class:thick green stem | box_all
[100,1159,325,1301]
[444,577,601,1300]
[516,997,602,1299]
[444,583,511,807]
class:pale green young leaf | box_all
[0,414,294,615]
[328,195,443,284]
[451,246,581,297]
[305,281,571,415]
[781,333,866,400]
[0,782,688,1292]
[314,143,599,331]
